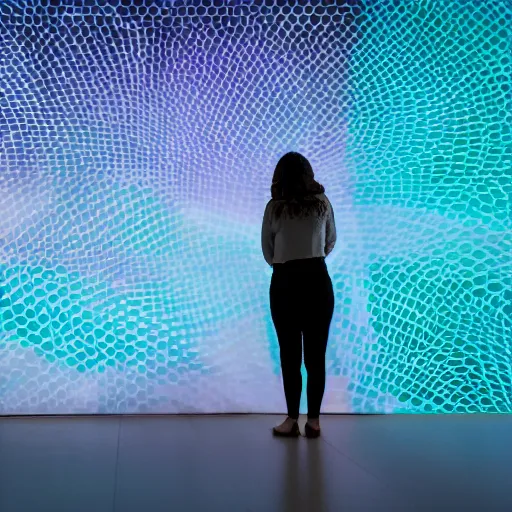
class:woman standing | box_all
[261,152,336,438]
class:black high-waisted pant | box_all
[270,257,335,420]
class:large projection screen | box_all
[1,0,511,415]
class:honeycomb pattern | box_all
[0,0,511,414]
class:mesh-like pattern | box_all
[0,0,511,414]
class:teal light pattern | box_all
[0,0,511,414]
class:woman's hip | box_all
[270,257,333,296]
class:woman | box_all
[261,152,336,438]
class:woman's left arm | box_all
[261,201,274,267]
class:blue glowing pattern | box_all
[0,0,511,414]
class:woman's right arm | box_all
[325,197,336,257]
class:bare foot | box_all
[306,418,320,431]
[274,417,297,433]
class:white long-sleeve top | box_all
[261,193,336,266]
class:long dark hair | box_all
[271,152,327,220]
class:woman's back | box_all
[262,193,336,266]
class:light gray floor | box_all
[0,414,511,512]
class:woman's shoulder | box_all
[265,198,283,215]
[314,192,331,203]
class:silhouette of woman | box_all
[261,152,336,438]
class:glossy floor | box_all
[0,415,510,512]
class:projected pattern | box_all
[0,0,511,414]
